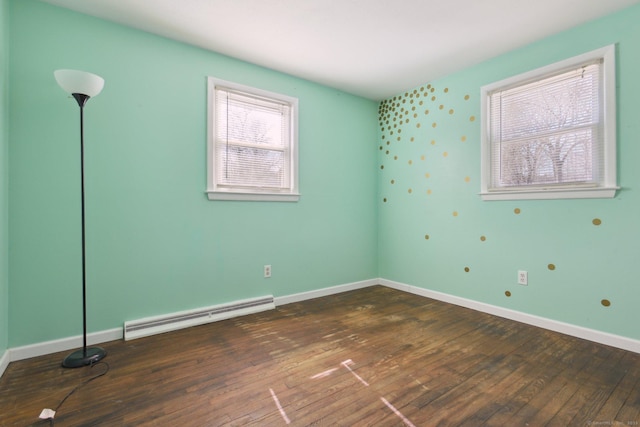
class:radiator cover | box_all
[124,295,275,340]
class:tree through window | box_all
[207,77,299,201]
[481,45,618,200]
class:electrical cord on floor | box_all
[42,361,110,426]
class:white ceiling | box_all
[42,0,639,101]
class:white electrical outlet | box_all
[264,265,271,278]
[518,270,528,285]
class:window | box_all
[207,77,299,201]
[480,45,618,201]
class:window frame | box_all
[206,77,299,202]
[480,45,618,201]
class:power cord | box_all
[40,361,110,426]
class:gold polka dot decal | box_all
[420,155,425,161]
[548,264,556,271]
[449,109,454,115]
[424,234,430,240]
[514,208,521,214]
[390,179,395,184]
[431,140,436,145]
[380,165,384,170]
[601,299,611,307]
[464,95,470,100]
[464,176,470,183]
[408,160,413,165]
[427,189,432,195]
[425,173,430,178]
[470,116,476,122]
[505,291,512,297]
[408,188,412,194]
[432,122,437,128]
[480,236,486,242]
[461,136,467,142]
[593,218,602,226]
[452,211,458,217]
[444,88,449,93]
[464,267,470,273]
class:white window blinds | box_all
[488,61,603,189]
[214,87,292,191]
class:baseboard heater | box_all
[124,295,275,340]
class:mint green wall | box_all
[8,0,639,350]
[8,0,378,347]
[378,4,640,340]
[0,0,9,355]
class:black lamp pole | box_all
[61,92,107,368]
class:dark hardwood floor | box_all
[1,285,639,426]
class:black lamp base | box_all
[62,346,107,368]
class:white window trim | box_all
[206,77,300,202]
[480,45,619,201]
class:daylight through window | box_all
[207,78,299,201]
[480,45,617,200]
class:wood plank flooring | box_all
[1,285,639,426]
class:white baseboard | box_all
[9,328,123,363]
[5,279,377,367]
[3,276,638,381]
[3,279,377,370]
[274,278,378,306]
[0,349,9,378]
[380,278,640,354]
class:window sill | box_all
[480,186,619,201]
[206,190,300,202]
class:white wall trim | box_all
[9,328,123,363]
[380,278,640,354]
[0,349,9,378]
[2,279,376,374]
[3,279,376,371]
[274,278,378,306]
[3,276,639,381]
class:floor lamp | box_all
[54,69,107,368]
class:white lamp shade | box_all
[54,69,104,97]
